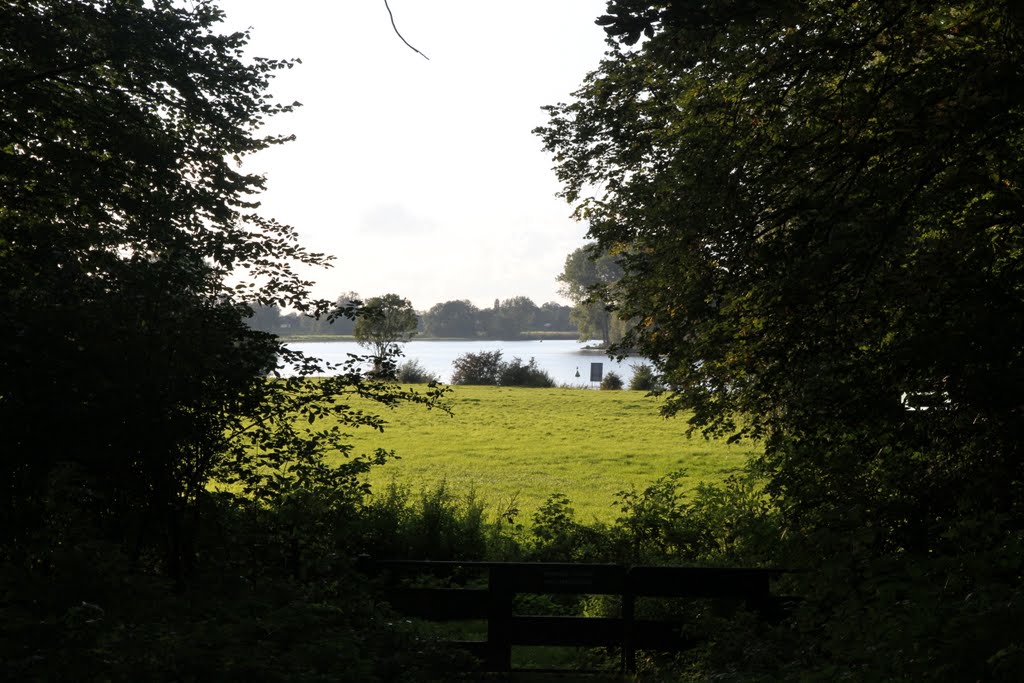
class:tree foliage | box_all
[599,371,623,391]
[422,299,480,338]
[422,298,575,339]
[353,293,418,375]
[557,244,626,345]
[498,357,556,388]
[627,363,658,392]
[0,0,443,579]
[483,296,541,339]
[539,0,1024,676]
[252,296,576,340]
[537,300,574,331]
[450,350,504,386]
[248,300,358,336]
[449,351,554,387]
[396,358,440,384]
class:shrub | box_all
[530,493,608,562]
[600,371,624,390]
[451,350,503,385]
[396,359,439,384]
[451,352,556,387]
[628,363,658,391]
[361,480,507,561]
[410,482,487,560]
[498,357,556,388]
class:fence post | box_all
[743,571,772,618]
[622,576,636,673]
[486,564,513,671]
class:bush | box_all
[451,352,555,387]
[600,371,624,390]
[498,357,556,388]
[396,359,439,384]
[361,480,514,561]
[530,493,608,562]
[451,350,503,385]
[628,363,658,391]
[1,486,452,683]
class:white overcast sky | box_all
[214,0,610,311]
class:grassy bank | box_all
[341,385,757,522]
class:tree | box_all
[422,299,480,338]
[325,290,361,335]
[354,293,418,375]
[247,303,283,334]
[557,245,624,345]
[535,301,575,332]
[484,296,539,339]
[539,0,1024,676]
[0,0,442,578]
[542,0,1024,507]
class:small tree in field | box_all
[354,294,418,376]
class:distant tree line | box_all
[245,249,637,345]
[422,296,574,339]
[248,294,578,340]
[246,291,361,337]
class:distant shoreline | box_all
[280,331,583,343]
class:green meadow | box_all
[342,385,759,523]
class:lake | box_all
[284,339,645,386]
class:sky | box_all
[214,0,611,311]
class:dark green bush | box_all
[450,350,503,385]
[628,363,658,391]
[361,480,502,561]
[0,487,456,683]
[498,356,556,387]
[600,371,624,390]
[609,472,779,566]
[451,352,555,387]
[529,493,609,562]
[396,359,439,384]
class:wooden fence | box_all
[361,558,789,673]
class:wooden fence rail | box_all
[360,558,789,673]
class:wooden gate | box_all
[362,558,788,673]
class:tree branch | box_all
[383,0,429,60]
[0,55,111,91]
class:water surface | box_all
[285,339,644,385]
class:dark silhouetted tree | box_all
[0,0,442,578]
[539,0,1024,677]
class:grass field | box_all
[340,385,758,523]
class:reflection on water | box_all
[283,339,644,385]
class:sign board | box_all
[590,362,603,383]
